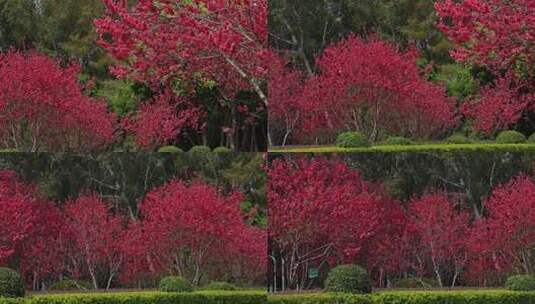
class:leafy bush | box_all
[203,281,237,291]
[213,147,232,154]
[506,275,535,291]
[394,277,437,289]
[159,276,193,293]
[384,136,414,146]
[0,291,266,304]
[445,134,472,144]
[496,130,526,144]
[158,146,184,153]
[49,279,91,291]
[0,268,24,298]
[528,133,535,143]
[335,132,369,148]
[324,264,372,294]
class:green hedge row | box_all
[268,291,535,304]
[0,291,267,304]
[270,143,535,154]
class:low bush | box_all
[157,146,184,153]
[159,276,193,292]
[0,291,266,304]
[528,133,535,143]
[213,147,232,154]
[445,134,472,144]
[496,130,526,144]
[48,279,91,291]
[384,136,414,146]
[506,275,535,291]
[203,281,237,291]
[324,264,372,294]
[0,268,24,298]
[335,132,369,148]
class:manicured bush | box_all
[335,132,369,148]
[213,147,232,154]
[159,276,193,293]
[528,133,535,143]
[203,281,237,291]
[496,130,526,144]
[506,275,535,291]
[0,291,267,304]
[0,268,24,298]
[158,146,184,153]
[445,134,472,144]
[324,264,372,294]
[49,279,91,291]
[384,136,414,146]
[394,277,437,288]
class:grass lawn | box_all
[269,143,535,153]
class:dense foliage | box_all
[0,152,266,291]
[268,155,535,290]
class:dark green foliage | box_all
[0,291,266,304]
[445,134,472,144]
[48,279,91,291]
[203,282,237,291]
[0,268,24,298]
[159,276,193,293]
[496,131,527,144]
[336,132,370,148]
[394,277,437,289]
[384,136,414,146]
[158,146,184,153]
[506,275,535,291]
[268,291,535,304]
[324,265,372,294]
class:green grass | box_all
[269,143,535,153]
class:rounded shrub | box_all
[0,268,24,298]
[324,264,372,294]
[335,132,369,148]
[528,133,535,143]
[213,147,232,154]
[506,275,535,291]
[49,279,91,291]
[445,134,472,144]
[188,145,212,155]
[159,276,193,292]
[203,281,237,291]
[384,136,414,146]
[496,130,526,144]
[158,146,184,153]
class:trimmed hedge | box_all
[270,143,535,154]
[157,146,184,153]
[0,291,266,304]
[335,132,370,148]
[496,131,526,144]
[324,265,372,294]
[268,291,535,304]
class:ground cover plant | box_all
[268,154,535,291]
[269,0,535,147]
[0,153,266,292]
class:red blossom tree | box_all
[122,180,265,286]
[0,51,116,152]
[468,175,535,284]
[0,170,63,289]
[436,0,535,133]
[95,0,268,148]
[268,157,390,290]
[404,193,470,287]
[298,36,456,142]
[60,194,126,290]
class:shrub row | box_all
[0,291,266,304]
[268,291,535,304]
